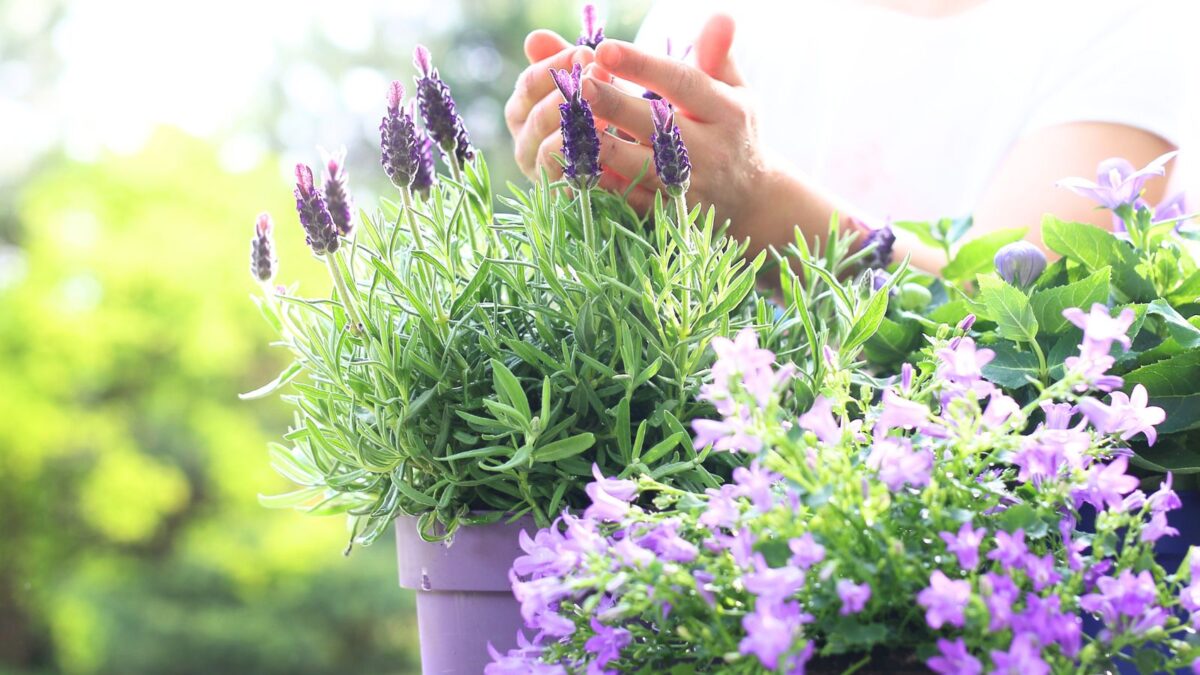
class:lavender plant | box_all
[493,311,1199,674]
[243,48,887,546]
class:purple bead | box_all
[649,99,691,198]
[250,212,276,282]
[413,45,474,167]
[380,81,422,190]
[549,64,601,191]
[294,163,339,255]
[321,147,353,236]
[577,4,605,49]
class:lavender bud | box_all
[577,4,605,49]
[549,64,601,191]
[411,131,436,196]
[321,146,353,236]
[380,81,422,190]
[413,45,474,167]
[958,314,977,332]
[993,241,1047,289]
[250,212,276,283]
[649,99,691,198]
[858,221,895,270]
[294,163,339,256]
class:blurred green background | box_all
[0,1,648,672]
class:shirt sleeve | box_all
[1019,0,1197,148]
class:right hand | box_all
[504,30,595,180]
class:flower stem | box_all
[673,193,689,231]
[327,252,366,335]
[1029,337,1049,384]
[580,187,595,249]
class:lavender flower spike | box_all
[857,218,896,270]
[411,131,436,196]
[294,163,339,256]
[250,212,276,283]
[413,45,474,168]
[577,4,605,49]
[550,64,601,191]
[321,146,353,236]
[380,81,422,190]
[650,99,691,198]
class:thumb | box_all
[694,13,744,86]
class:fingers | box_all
[597,133,664,193]
[534,133,565,182]
[505,45,593,137]
[594,39,729,119]
[695,13,745,86]
[581,71,655,143]
[524,29,571,63]
[599,168,655,214]
[515,89,567,177]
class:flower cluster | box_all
[380,81,423,190]
[293,163,339,255]
[413,44,473,168]
[549,64,601,192]
[491,311,1195,673]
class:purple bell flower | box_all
[577,4,604,49]
[994,240,1046,289]
[321,146,353,236]
[380,81,422,190]
[549,63,601,191]
[649,99,691,198]
[249,212,276,283]
[413,45,474,167]
[294,163,339,255]
[1058,151,1177,210]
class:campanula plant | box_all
[493,312,1199,674]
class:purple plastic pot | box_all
[395,514,535,674]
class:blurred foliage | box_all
[0,130,417,674]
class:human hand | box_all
[504,30,595,180]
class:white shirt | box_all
[635,0,1197,223]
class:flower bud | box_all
[413,45,474,167]
[993,241,1046,289]
[858,221,895,271]
[294,163,339,256]
[321,146,353,236]
[550,64,601,191]
[250,212,276,283]
[649,100,691,198]
[896,283,932,312]
[577,4,605,49]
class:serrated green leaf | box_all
[1028,266,1110,334]
[1146,298,1200,348]
[941,227,1026,282]
[978,274,1038,343]
[981,342,1040,389]
[1041,216,1155,301]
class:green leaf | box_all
[981,342,1040,389]
[238,361,303,400]
[1124,350,1200,434]
[1041,216,1155,301]
[1028,266,1110,334]
[892,220,940,250]
[1128,437,1200,475]
[978,274,1038,343]
[1146,299,1200,348]
[841,274,895,357]
[863,317,919,365]
[533,432,596,462]
[926,299,972,326]
[490,359,531,421]
[941,227,1026,282]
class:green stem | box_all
[327,252,365,335]
[580,187,594,249]
[400,186,425,250]
[1029,337,1049,385]
[673,193,689,232]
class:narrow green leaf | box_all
[239,361,303,400]
[534,433,596,463]
[1146,299,1200,348]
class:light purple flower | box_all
[1141,511,1179,543]
[987,530,1027,571]
[981,572,1019,631]
[937,336,995,387]
[868,437,933,491]
[994,241,1047,289]
[702,328,785,412]
[637,520,699,563]
[732,461,780,512]
[798,395,841,445]
[873,390,934,438]
[610,535,654,568]
[739,599,811,670]
[691,408,761,453]
[583,464,637,522]
[988,632,1049,675]
[486,632,565,675]
[744,555,806,602]
[917,571,971,629]
[584,618,631,668]
[1076,384,1165,446]
[577,4,605,48]
[1148,473,1182,514]
[789,534,826,570]
[940,522,986,571]
[1080,569,1159,625]
[514,525,577,578]
[1074,456,1140,512]
[699,484,742,530]
[1057,151,1177,210]
[927,637,982,675]
[1062,304,1135,357]
[837,579,871,615]
[1022,553,1062,591]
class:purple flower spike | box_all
[577,4,605,49]
[321,146,353,236]
[1057,151,1178,210]
[380,81,422,190]
[858,219,896,270]
[994,241,1046,289]
[550,64,601,191]
[411,131,436,196]
[649,99,691,198]
[250,212,276,283]
[294,163,339,255]
[413,45,474,167]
